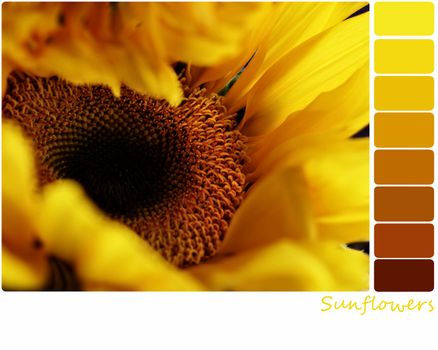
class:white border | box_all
[0,2,437,349]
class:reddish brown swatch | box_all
[374,259,434,291]
[374,224,434,258]
[374,150,434,184]
[374,187,434,221]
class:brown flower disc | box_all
[3,71,247,267]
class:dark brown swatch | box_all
[374,224,434,258]
[374,259,434,291]
[374,187,434,221]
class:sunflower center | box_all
[3,71,247,266]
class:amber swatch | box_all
[374,260,434,291]
[374,113,434,148]
[374,76,434,110]
[374,187,434,221]
[375,40,434,74]
[374,150,434,184]
[375,224,434,258]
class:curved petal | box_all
[218,167,317,256]
[2,121,49,290]
[2,122,39,252]
[37,181,203,291]
[223,2,367,107]
[3,3,267,105]
[241,12,369,136]
[190,240,368,291]
[248,63,369,165]
[248,138,369,243]
[2,247,48,290]
[303,140,369,242]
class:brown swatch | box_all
[374,224,434,258]
[374,187,434,221]
[374,150,434,184]
[374,259,434,291]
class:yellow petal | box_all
[247,132,342,181]
[247,137,369,243]
[2,121,49,290]
[308,242,369,290]
[2,247,48,291]
[303,140,369,242]
[158,2,270,66]
[190,240,368,291]
[2,121,39,251]
[224,2,367,111]
[218,167,317,256]
[241,12,369,136]
[37,180,202,291]
[249,63,369,161]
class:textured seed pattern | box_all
[3,71,247,266]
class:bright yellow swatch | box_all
[375,76,434,110]
[375,2,434,35]
[375,40,434,73]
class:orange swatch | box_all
[374,150,434,184]
[374,113,434,148]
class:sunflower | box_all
[2,2,369,291]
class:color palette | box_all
[373,2,435,292]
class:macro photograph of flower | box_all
[2,1,370,291]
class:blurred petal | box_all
[38,181,203,291]
[218,168,316,256]
[157,2,270,66]
[248,138,369,243]
[2,247,48,290]
[2,121,49,290]
[190,240,368,291]
[4,3,267,105]
[241,13,369,136]
[2,121,38,251]
[304,140,369,242]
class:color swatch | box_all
[373,2,434,292]
[375,260,434,292]
[374,113,434,148]
[374,150,434,184]
[374,76,434,110]
[375,2,434,35]
[375,224,434,258]
[374,187,434,222]
[375,40,434,74]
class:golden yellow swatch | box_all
[375,113,434,148]
[375,76,434,110]
[375,40,434,73]
[375,2,434,35]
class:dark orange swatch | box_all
[374,187,434,221]
[374,224,434,258]
[375,260,434,292]
[374,150,434,184]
